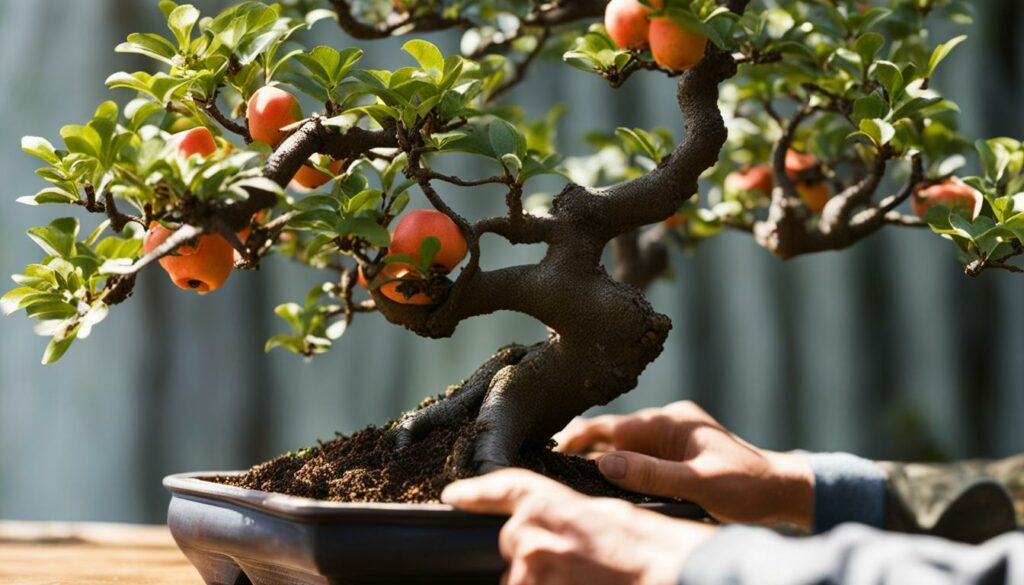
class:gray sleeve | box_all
[806,452,888,533]
[680,524,1024,585]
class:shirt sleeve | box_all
[680,523,1024,585]
[805,452,888,533]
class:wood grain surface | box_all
[0,521,202,585]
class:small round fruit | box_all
[912,177,981,219]
[376,263,435,306]
[291,157,345,190]
[648,17,707,71]
[604,0,651,50]
[784,149,817,181]
[389,210,468,274]
[725,165,774,198]
[168,116,200,133]
[144,222,235,294]
[247,86,303,148]
[797,181,829,214]
[176,127,218,158]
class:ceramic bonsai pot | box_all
[165,471,706,585]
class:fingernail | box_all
[599,454,627,479]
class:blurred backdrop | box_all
[1,0,1023,523]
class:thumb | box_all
[597,451,699,500]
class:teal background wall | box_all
[1,1,1022,523]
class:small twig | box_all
[421,169,512,187]
[105,224,204,277]
[195,89,251,144]
[605,52,682,88]
[487,28,551,103]
[77,186,145,232]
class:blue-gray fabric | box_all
[680,524,1024,585]
[806,452,888,533]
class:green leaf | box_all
[489,119,526,159]
[115,33,178,66]
[402,39,444,73]
[872,61,905,102]
[42,331,78,365]
[342,218,390,247]
[167,4,200,51]
[854,33,885,66]
[21,136,60,164]
[976,139,1010,183]
[419,236,441,268]
[265,334,304,354]
[858,118,896,147]
[297,46,363,89]
[927,35,968,78]
[27,217,79,258]
[1,287,38,315]
[852,94,888,122]
[60,125,102,158]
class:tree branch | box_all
[194,89,251,143]
[553,46,738,241]
[487,28,552,103]
[612,225,669,289]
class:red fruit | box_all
[389,210,468,274]
[604,0,651,50]
[291,157,345,190]
[797,182,829,214]
[912,177,981,219]
[247,86,303,148]
[725,165,774,198]
[143,222,235,294]
[648,16,707,71]
[374,263,435,306]
[176,127,218,158]
[784,149,817,181]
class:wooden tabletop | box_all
[0,521,203,585]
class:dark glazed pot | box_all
[165,471,706,585]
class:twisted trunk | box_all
[386,48,738,470]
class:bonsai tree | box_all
[5,0,1015,476]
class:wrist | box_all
[763,451,814,530]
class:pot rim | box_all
[164,471,703,523]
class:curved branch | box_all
[818,150,889,235]
[612,225,669,290]
[554,47,738,240]
[475,215,555,244]
[224,119,397,228]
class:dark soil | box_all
[218,413,673,505]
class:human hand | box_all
[553,401,813,529]
[442,468,716,585]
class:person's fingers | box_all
[551,415,621,453]
[597,451,703,500]
[442,468,572,515]
[611,414,704,460]
[504,558,535,585]
[662,400,717,425]
[505,524,569,585]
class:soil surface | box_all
[219,413,674,504]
